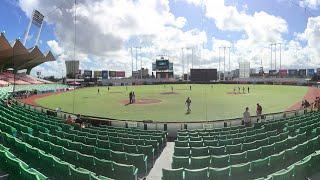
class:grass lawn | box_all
[35,84,308,122]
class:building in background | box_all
[239,62,250,78]
[65,60,79,78]
[132,68,149,79]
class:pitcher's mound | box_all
[160,92,179,95]
[120,98,162,105]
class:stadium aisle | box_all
[147,142,174,180]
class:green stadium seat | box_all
[38,139,51,153]
[162,168,183,180]
[138,145,154,161]
[269,151,285,173]
[184,167,208,180]
[175,140,189,147]
[233,137,244,144]
[226,144,242,154]
[307,136,320,154]
[81,144,95,155]
[246,147,261,161]
[109,136,120,143]
[86,137,97,146]
[121,137,134,145]
[94,147,111,160]
[172,156,189,169]
[242,141,255,151]
[38,151,55,172]
[274,140,287,153]
[63,148,79,165]
[70,166,91,180]
[51,143,64,157]
[69,141,81,152]
[208,167,230,180]
[124,144,138,154]
[250,156,270,178]
[111,151,127,164]
[127,153,147,174]
[204,140,218,146]
[229,151,246,165]
[97,139,110,149]
[269,135,280,145]
[78,153,96,172]
[110,142,124,152]
[113,162,138,180]
[133,139,145,146]
[190,156,210,169]
[292,155,311,180]
[261,144,275,157]
[209,146,225,155]
[284,147,297,167]
[255,138,268,148]
[219,139,232,146]
[211,154,229,168]
[229,162,250,180]
[269,165,294,180]
[95,158,114,178]
[174,147,190,156]
[295,142,308,160]
[285,136,297,148]
[177,136,188,141]
[309,150,320,175]
[19,162,47,180]
[191,147,208,157]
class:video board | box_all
[190,69,217,82]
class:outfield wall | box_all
[17,100,310,138]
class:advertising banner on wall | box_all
[83,70,92,78]
[116,71,125,77]
[288,69,298,76]
[94,71,102,78]
[307,69,315,77]
[279,69,287,77]
[102,70,108,79]
[298,69,306,77]
[109,71,116,77]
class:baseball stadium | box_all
[1,0,320,180]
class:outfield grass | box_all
[35,84,308,122]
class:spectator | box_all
[243,107,251,127]
[66,115,74,125]
[256,103,262,121]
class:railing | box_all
[17,98,312,138]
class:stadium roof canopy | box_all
[0,32,55,74]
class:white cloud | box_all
[19,0,207,77]
[299,0,320,9]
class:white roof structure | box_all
[0,32,55,73]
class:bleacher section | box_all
[162,112,320,180]
[0,89,167,179]
[0,72,49,86]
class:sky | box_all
[1,0,320,77]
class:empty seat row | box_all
[172,135,320,169]
[1,130,137,180]
[176,130,281,147]
[20,131,148,175]
[164,139,320,180]
[174,132,297,156]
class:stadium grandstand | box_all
[2,0,320,180]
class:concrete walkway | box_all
[147,142,175,180]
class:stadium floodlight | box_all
[23,9,44,46]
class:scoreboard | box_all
[156,60,169,70]
[190,69,217,82]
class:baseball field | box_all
[32,84,309,122]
